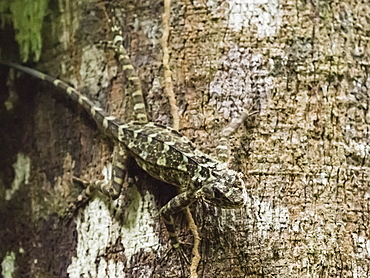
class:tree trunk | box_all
[1,0,370,277]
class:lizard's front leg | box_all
[160,190,199,253]
[84,145,127,200]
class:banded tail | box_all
[0,61,122,139]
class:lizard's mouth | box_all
[200,185,247,209]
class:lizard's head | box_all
[199,169,247,208]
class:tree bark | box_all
[1,0,370,277]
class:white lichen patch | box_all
[67,187,159,277]
[1,251,15,278]
[209,44,273,120]
[5,153,31,201]
[67,198,116,277]
[226,0,282,37]
[121,191,159,258]
[253,199,290,238]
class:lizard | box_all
[0,37,248,259]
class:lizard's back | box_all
[118,122,221,191]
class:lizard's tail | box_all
[0,61,122,138]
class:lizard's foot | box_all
[64,176,92,219]
[160,243,191,265]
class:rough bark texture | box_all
[1,0,370,277]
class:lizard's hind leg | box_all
[85,145,127,200]
[67,145,127,218]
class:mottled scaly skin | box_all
[118,122,246,205]
[0,54,247,251]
